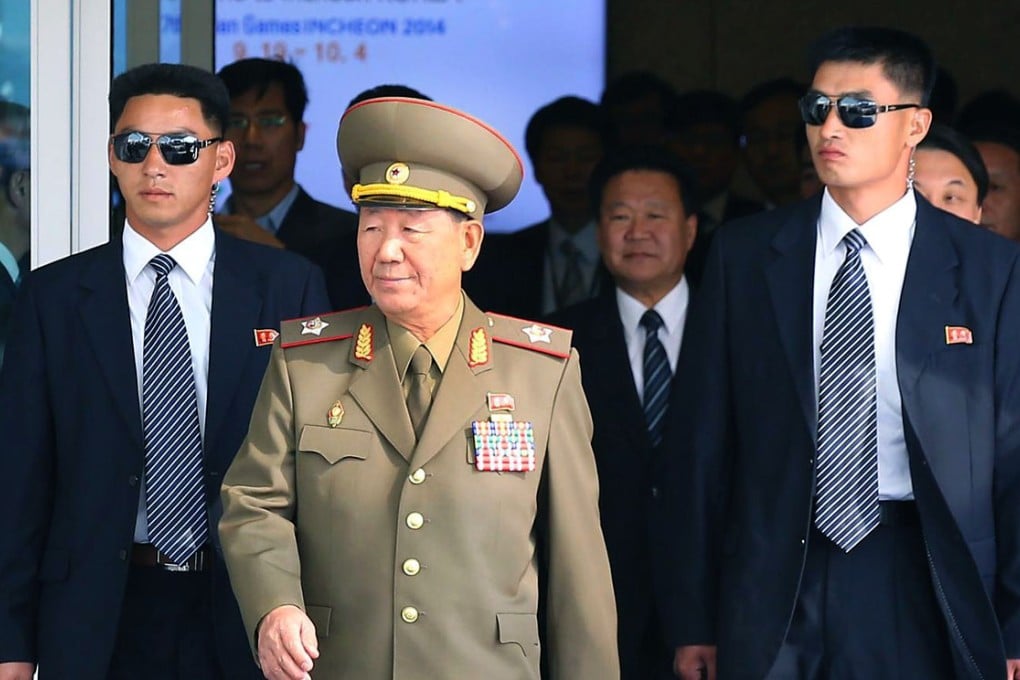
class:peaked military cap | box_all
[337,97,524,219]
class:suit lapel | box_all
[78,241,144,447]
[896,200,959,435]
[412,300,492,468]
[589,293,649,447]
[205,232,264,457]
[764,200,820,439]
[348,306,417,461]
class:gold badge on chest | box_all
[327,400,344,428]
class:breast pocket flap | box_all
[298,425,372,465]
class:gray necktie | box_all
[407,345,433,437]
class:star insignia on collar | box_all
[301,317,329,336]
[521,324,552,344]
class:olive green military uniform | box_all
[220,299,618,678]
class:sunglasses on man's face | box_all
[798,92,919,129]
[110,131,222,165]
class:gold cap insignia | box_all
[354,323,374,361]
[468,327,489,367]
[521,324,552,344]
[327,400,344,428]
[385,162,410,185]
[301,317,329,336]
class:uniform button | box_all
[409,468,427,485]
[128,475,139,487]
[401,606,419,623]
[402,558,421,576]
[406,512,424,530]
[650,486,659,498]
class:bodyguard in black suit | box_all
[659,28,1020,679]
[552,146,697,679]
[0,64,329,680]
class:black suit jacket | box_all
[0,230,330,678]
[685,193,765,288]
[551,289,683,679]
[657,193,1020,678]
[466,220,610,319]
[275,188,368,310]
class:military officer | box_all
[219,96,619,680]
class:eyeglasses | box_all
[798,91,919,129]
[226,114,288,131]
[111,131,221,165]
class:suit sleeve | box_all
[654,228,732,648]
[993,253,1020,656]
[0,282,55,663]
[219,341,305,652]
[543,348,620,679]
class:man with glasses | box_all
[657,26,1020,679]
[0,63,329,680]
[217,58,363,308]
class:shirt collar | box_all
[388,293,465,377]
[0,241,19,284]
[818,187,916,264]
[615,276,690,336]
[122,217,216,284]
[222,183,301,234]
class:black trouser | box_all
[107,564,224,680]
[766,503,955,680]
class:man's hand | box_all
[674,645,717,680]
[215,214,285,249]
[1008,658,1020,679]
[257,605,319,680]
[0,661,35,680]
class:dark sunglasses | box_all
[798,91,919,129]
[111,131,222,165]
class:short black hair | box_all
[668,89,741,142]
[957,90,1020,133]
[740,78,806,115]
[524,96,607,162]
[0,100,30,172]
[347,84,431,110]
[918,123,990,205]
[588,145,699,217]
[806,26,936,106]
[217,58,309,122]
[109,63,230,134]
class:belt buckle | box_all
[157,548,203,572]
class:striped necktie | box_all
[142,254,208,564]
[640,309,671,447]
[814,229,879,552]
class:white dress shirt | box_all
[123,218,216,540]
[0,241,20,285]
[813,188,916,499]
[617,278,690,400]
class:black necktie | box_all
[814,229,879,552]
[640,309,670,447]
[142,254,208,564]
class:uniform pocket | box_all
[298,425,372,465]
[496,612,539,657]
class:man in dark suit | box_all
[0,100,30,366]
[0,63,329,680]
[551,146,697,679]
[215,58,364,309]
[659,27,1020,679]
[466,96,610,318]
